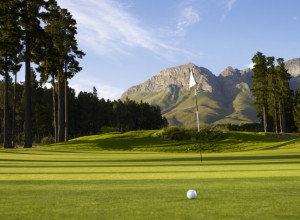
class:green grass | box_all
[43,130,300,153]
[1,131,300,219]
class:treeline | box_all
[0,0,166,149]
[0,76,168,145]
[251,51,299,132]
[0,0,84,148]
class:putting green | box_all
[1,144,300,220]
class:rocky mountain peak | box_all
[120,58,300,127]
[121,63,218,99]
[220,66,239,77]
[285,58,300,77]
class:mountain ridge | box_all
[121,58,300,127]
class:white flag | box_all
[189,70,196,88]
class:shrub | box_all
[100,126,117,133]
[158,126,223,141]
[41,136,55,145]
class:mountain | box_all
[285,58,300,91]
[121,59,300,127]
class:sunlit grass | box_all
[38,130,300,153]
[0,131,300,219]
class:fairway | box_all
[1,139,300,220]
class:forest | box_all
[0,76,167,146]
[0,0,166,148]
[251,52,300,133]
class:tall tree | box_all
[19,0,46,148]
[0,0,22,148]
[293,88,300,131]
[39,0,63,141]
[60,9,85,141]
[276,58,292,133]
[42,1,84,142]
[251,52,268,132]
[266,56,278,133]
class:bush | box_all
[198,127,223,141]
[100,126,117,133]
[41,136,55,145]
[158,126,223,141]
[216,123,262,132]
[159,126,187,140]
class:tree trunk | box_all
[24,31,32,148]
[57,72,64,142]
[64,79,68,142]
[273,97,278,133]
[12,72,17,147]
[4,67,12,148]
[52,75,58,143]
[262,104,268,132]
[281,102,286,133]
[279,101,283,133]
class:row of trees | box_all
[0,0,84,148]
[0,78,168,145]
[251,52,294,132]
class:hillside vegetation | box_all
[41,130,300,153]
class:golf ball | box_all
[187,189,197,199]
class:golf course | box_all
[1,130,300,219]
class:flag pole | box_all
[192,67,202,162]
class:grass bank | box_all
[39,130,300,153]
[0,146,300,219]
[1,131,300,219]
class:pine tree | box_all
[0,0,22,148]
[293,88,300,131]
[42,1,84,142]
[251,52,268,132]
[19,0,47,148]
[276,58,293,133]
[266,57,278,133]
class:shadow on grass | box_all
[1,176,300,186]
[1,168,300,175]
[263,138,300,150]
[1,154,300,163]
[50,138,193,151]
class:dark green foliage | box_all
[100,126,117,133]
[41,136,55,145]
[0,79,167,144]
[276,58,294,132]
[293,88,300,131]
[221,123,263,132]
[0,0,23,148]
[251,52,294,133]
[251,52,268,132]
[160,126,187,141]
[18,0,48,148]
[71,95,166,136]
[159,126,223,141]
[40,0,84,142]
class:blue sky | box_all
[12,0,300,99]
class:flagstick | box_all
[194,70,202,162]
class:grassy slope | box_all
[0,132,300,219]
[41,130,300,153]
[214,91,259,124]
[126,89,259,127]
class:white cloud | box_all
[175,7,201,36]
[226,0,237,11]
[69,76,124,100]
[246,63,254,69]
[56,0,193,59]
[221,0,237,20]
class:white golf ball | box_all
[187,189,197,199]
